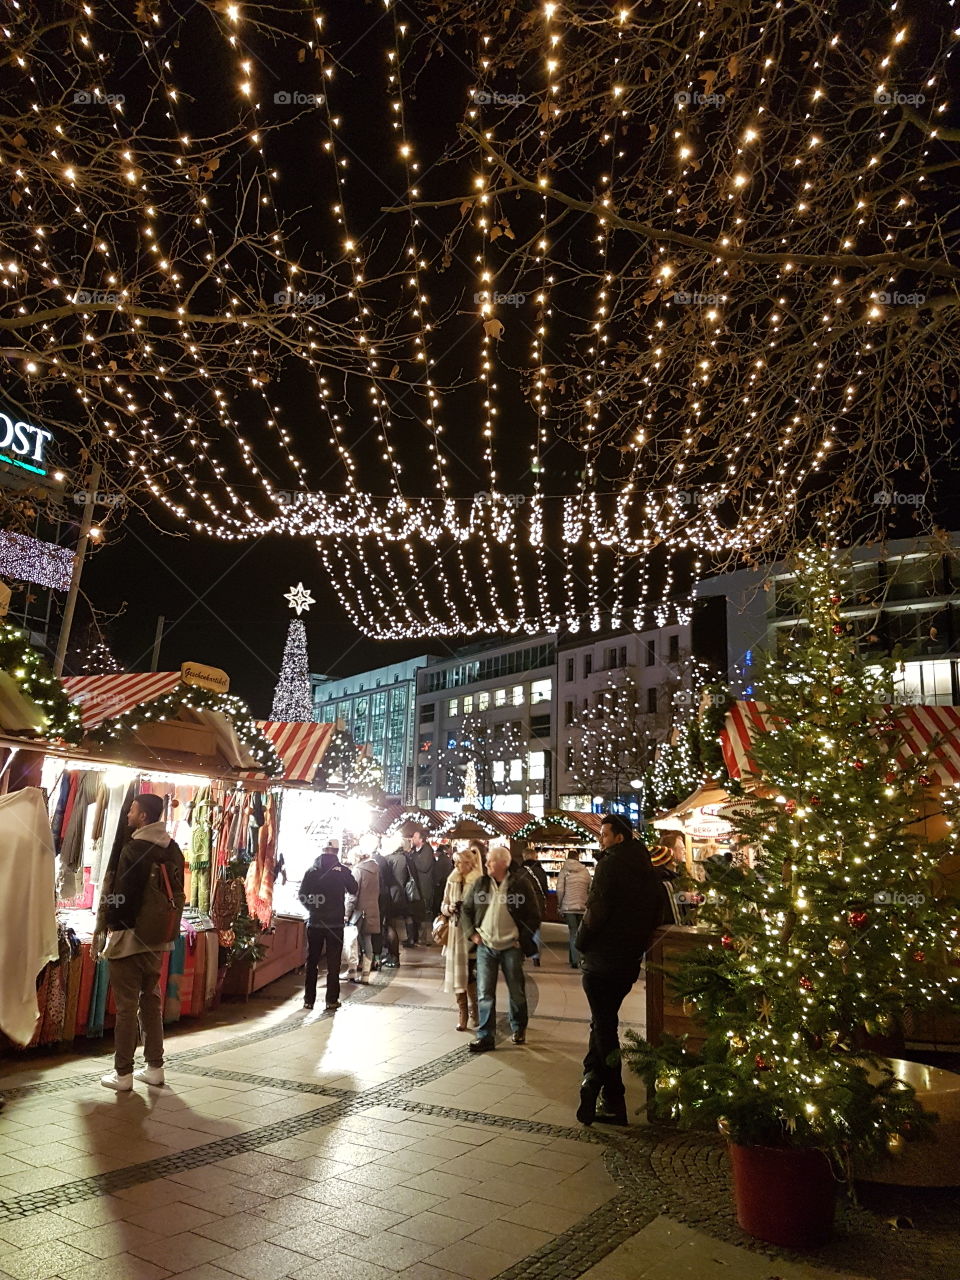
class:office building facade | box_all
[311,656,431,803]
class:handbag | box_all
[404,876,421,904]
[432,914,450,947]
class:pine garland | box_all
[0,623,83,743]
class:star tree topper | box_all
[284,582,315,616]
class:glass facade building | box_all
[311,656,431,802]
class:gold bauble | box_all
[887,1133,905,1156]
[828,937,849,957]
[717,1116,731,1138]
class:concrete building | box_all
[554,621,693,813]
[414,637,557,812]
[696,534,960,703]
[311,656,431,803]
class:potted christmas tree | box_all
[627,543,960,1248]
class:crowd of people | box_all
[297,816,670,1125]
[93,800,672,1125]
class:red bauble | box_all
[831,595,841,604]
[754,1054,770,1071]
[721,934,735,950]
[809,794,821,806]
[885,772,897,784]
[913,950,925,963]
[848,910,869,929]
[785,799,797,814]
[853,760,865,771]
[832,624,843,635]
[832,685,843,696]
[799,975,814,990]
[918,775,931,787]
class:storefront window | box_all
[528,751,545,780]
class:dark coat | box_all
[576,838,663,974]
[461,868,543,957]
[377,850,415,920]
[523,857,549,902]
[299,851,358,929]
[431,850,454,912]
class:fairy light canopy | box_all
[2,3,956,638]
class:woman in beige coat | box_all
[441,846,482,1030]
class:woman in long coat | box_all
[345,849,381,983]
[440,846,482,1030]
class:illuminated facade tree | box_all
[443,713,526,809]
[270,619,312,722]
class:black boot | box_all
[576,1080,598,1126]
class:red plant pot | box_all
[729,1142,837,1248]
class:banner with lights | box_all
[0,531,75,591]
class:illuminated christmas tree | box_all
[271,584,314,721]
[627,545,960,1169]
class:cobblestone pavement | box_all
[0,925,956,1280]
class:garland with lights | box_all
[625,544,960,1175]
[88,687,282,776]
[0,623,83,743]
[514,812,596,840]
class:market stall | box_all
[1,667,336,1053]
[512,811,601,922]
[650,780,738,877]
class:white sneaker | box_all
[134,1066,165,1086]
[100,1071,133,1092]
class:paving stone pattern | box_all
[0,943,956,1280]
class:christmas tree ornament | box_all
[720,934,735,949]
[754,1054,770,1072]
[912,950,925,963]
[809,794,821,806]
[828,937,849,957]
[717,1117,731,1137]
[799,974,814,990]
[847,910,869,929]
[853,759,865,771]
[887,1133,905,1156]
[730,1034,747,1053]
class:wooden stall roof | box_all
[370,806,453,836]
[514,810,603,841]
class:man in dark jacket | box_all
[576,814,663,1127]
[408,827,435,944]
[522,849,549,967]
[431,842,454,919]
[461,846,542,1052]
[299,842,358,1010]
[100,793,185,1092]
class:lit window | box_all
[510,758,523,781]
[463,694,474,714]
[529,751,545,780]
[478,691,490,710]
[492,761,505,783]
[448,697,458,717]
[530,678,552,704]
[511,685,524,706]
[495,688,507,707]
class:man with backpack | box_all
[99,793,185,1092]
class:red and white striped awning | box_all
[63,672,181,730]
[255,720,335,785]
[722,699,960,786]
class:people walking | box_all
[345,842,381,984]
[461,846,541,1052]
[375,838,413,966]
[99,793,185,1092]
[440,846,482,1030]
[299,842,358,1010]
[575,814,663,1127]
[556,848,591,969]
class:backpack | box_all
[137,856,186,947]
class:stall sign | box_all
[684,805,733,840]
[180,662,230,694]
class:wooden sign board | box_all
[0,580,10,617]
[180,662,230,694]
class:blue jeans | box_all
[475,943,527,1041]
[564,913,584,967]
